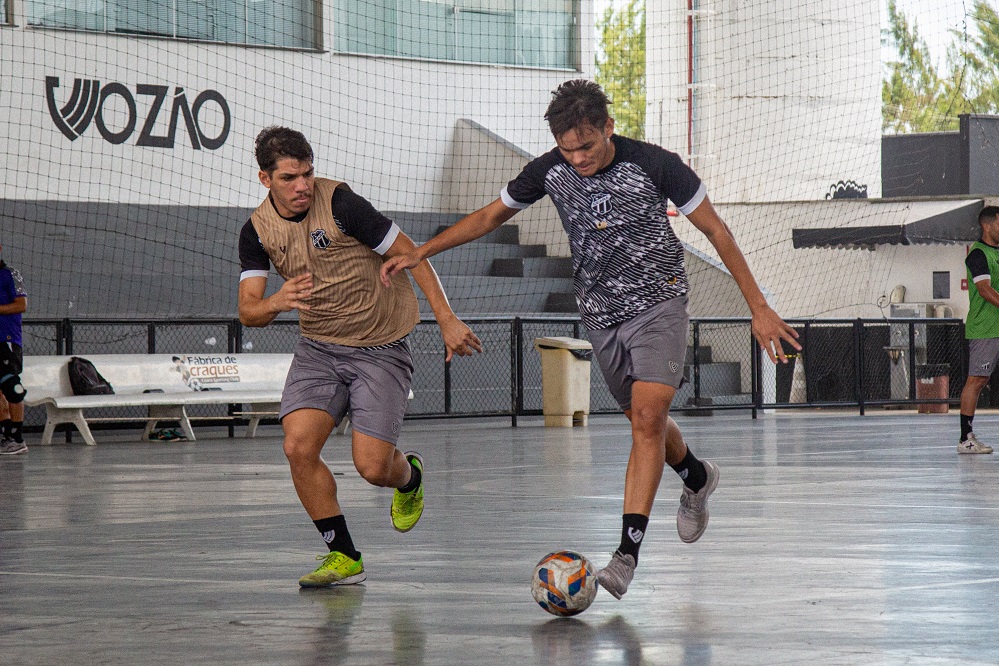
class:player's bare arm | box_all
[379,198,518,286]
[238,272,313,327]
[685,196,800,363]
[0,296,26,316]
[383,233,482,361]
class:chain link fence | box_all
[20,316,969,432]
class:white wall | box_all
[675,201,973,319]
[0,2,594,212]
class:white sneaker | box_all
[677,460,719,543]
[958,433,993,454]
[0,437,27,455]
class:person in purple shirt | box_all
[0,243,27,455]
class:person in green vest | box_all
[959,205,999,454]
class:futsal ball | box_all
[531,550,598,616]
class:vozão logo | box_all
[45,76,231,149]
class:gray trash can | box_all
[534,337,593,427]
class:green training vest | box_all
[966,240,999,339]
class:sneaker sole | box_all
[0,447,27,455]
[678,460,720,544]
[299,571,367,588]
[391,452,424,533]
[957,446,993,454]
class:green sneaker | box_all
[391,452,424,533]
[298,551,366,588]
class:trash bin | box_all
[916,363,950,414]
[534,337,593,427]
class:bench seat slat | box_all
[30,391,284,409]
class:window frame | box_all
[23,0,324,51]
[332,0,581,72]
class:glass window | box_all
[336,0,577,69]
[26,0,318,49]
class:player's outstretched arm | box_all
[684,196,800,363]
[383,233,482,362]
[380,198,519,287]
[238,273,313,327]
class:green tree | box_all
[882,0,956,132]
[956,0,999,114]
[596,0,646,140]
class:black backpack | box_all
[68,356,115,395]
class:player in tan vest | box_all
[238,126,482,587]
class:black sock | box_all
[0,419,10,439]
[670,448,707,492]
[10,422,22,444]
[398,456,422,494]
[961,414,974,442]
[313,515,360,559]
[617,513,649,563]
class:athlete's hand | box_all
[380,253,421,287]
[273,273,313,313]
[438,314,483,362]
[751,305,800,363]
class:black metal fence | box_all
[20,316,969,433]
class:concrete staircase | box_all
[389,211,575,316]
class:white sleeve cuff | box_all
[239,270,269,282]
[373,222,402,255]
[973,274,991,284]
[500,186,532,210]
[677,182,707,216]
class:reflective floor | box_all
[2,411,999,665]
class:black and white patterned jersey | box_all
[501,134,706,330]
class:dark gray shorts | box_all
[588,296,689,411]
[280,336,414,444]
[968,338,999,376]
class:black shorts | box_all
[0,342,22,375]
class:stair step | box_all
[434,224,522,244]
[543,292,578,313]
[491,257,573,278]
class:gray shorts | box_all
[587,296,689,411]
[968,338,999,376]
[280,336,414,444]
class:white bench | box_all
[22,354,291,446]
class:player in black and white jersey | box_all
[381,80,800,600]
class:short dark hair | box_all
[544,80,611,139]
[980,205,999,226]
[254,126,313,173]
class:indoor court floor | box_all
[2,411,998,665]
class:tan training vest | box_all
[250,178,419,346]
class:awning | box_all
[791,198,983,250]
